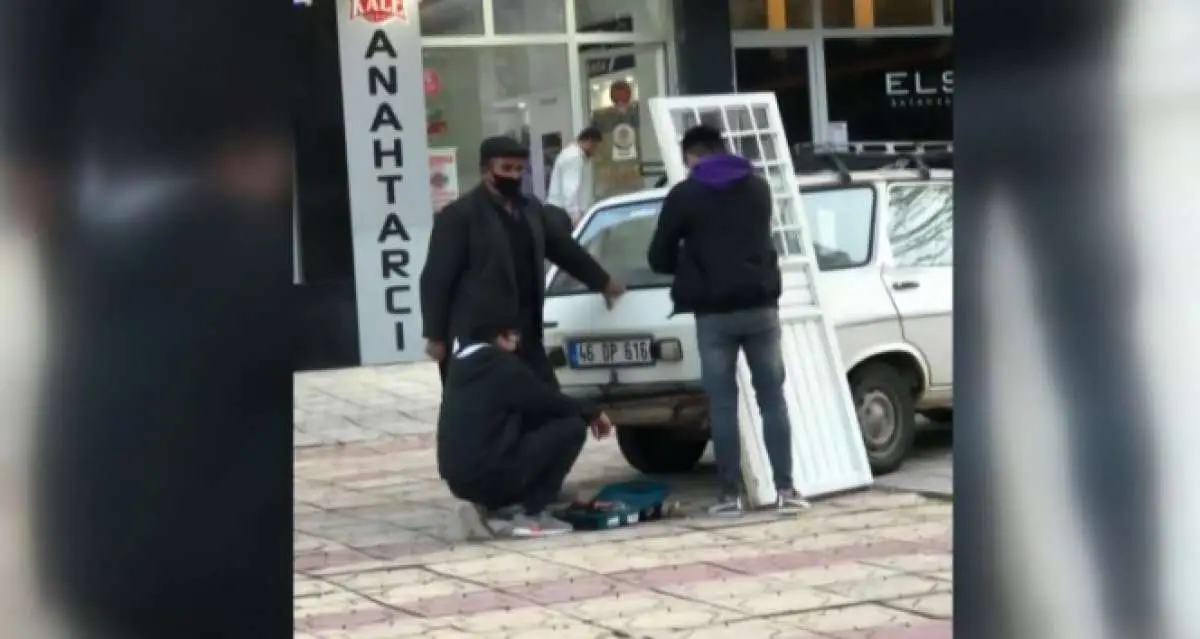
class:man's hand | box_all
[425,339,447,361]
[601,278,626,310]
[589,412,614,439]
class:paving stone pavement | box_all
[295,363,953,638]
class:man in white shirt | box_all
[546,127,602,227]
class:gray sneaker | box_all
[508,512,573,537]
[775,488,812,514]
[706,494,745,518]
[456,502,497,540]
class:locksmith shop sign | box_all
[336,0,433,364]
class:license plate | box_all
[568,337,654,368]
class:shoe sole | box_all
[509,526,571,538]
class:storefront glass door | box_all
[732,35,821,152]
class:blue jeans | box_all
[695,307,793,496]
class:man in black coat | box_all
[438,319,613,538]
[420,136,625,386]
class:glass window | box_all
[419,0,485,36]
[575,0,669,34]
[823,36,952,142]
[546,199,672,295]
[422,45,572,200]
[493,0,567,34]
[821,0,935,27]
[733,47,813,145]
[887,182,952,266]
[728,0,814,29]
[801,186,876,269]
[581,44,667,199]
[943,0,952,24]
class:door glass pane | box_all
[823,37,952,141]
[547,199,670,295]
[493,0,567,33]
[423,45,573,200]
[821,0,935,27]
[733,48,813,149]
[575,0,669,34]
[801,186,876,270]
[582,44,666,200]
[419,0,485,35]
[887,182,953,266]
[728,0,814,29]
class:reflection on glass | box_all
[728,0,814,29]
[423,45,572,198]
[547,199,671,294]
[575,0,668,33]
[583,44,666,197]
[887,183,952,266]
[733,48,813,145]
[419,0,485,35]
[821,0,936,27]
[493,0,566,33]
[800,186,875,269]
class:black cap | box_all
[479,136,529,163]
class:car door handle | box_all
[543,321,559,328]
[890,280,920,291]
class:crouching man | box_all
[437,321,614,538]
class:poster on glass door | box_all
[428,148,458,213]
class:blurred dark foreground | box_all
[1,0,294,637]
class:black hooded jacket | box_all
[647,153,782,316]
[437,343,600,485]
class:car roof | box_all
[593,168,953,209]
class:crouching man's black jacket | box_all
[437,343,601,485]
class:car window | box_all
[887,181,952,267]
[546,199,673,296]
[801,186,876,270]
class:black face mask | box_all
[491,175,523,199]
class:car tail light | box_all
[654,338,683,362]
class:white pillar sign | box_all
[335,0,433,365]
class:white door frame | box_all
[730,31,826,145]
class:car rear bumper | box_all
[561,381,708,427]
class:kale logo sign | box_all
[885,70,954,108]
[350,0,408,24]
[337,0,433,365]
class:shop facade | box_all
[293,0,953,370]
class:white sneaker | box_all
[508,512,573,537]
[706,495,745,518]
[775,488,812,514]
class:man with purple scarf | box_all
[647,124,811,518]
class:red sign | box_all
[423,69,441,96]
[350,0,407,24]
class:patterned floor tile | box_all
[887,592,953,618]
[654,617,825,638]
[817,574,950,602]
[327,567,485,607]
[426,553,591,588]
[860,553,953,574]
[775,603,927,634]
[551,592,744,633]
[659,573,855,616]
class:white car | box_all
[542,164,953,475]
